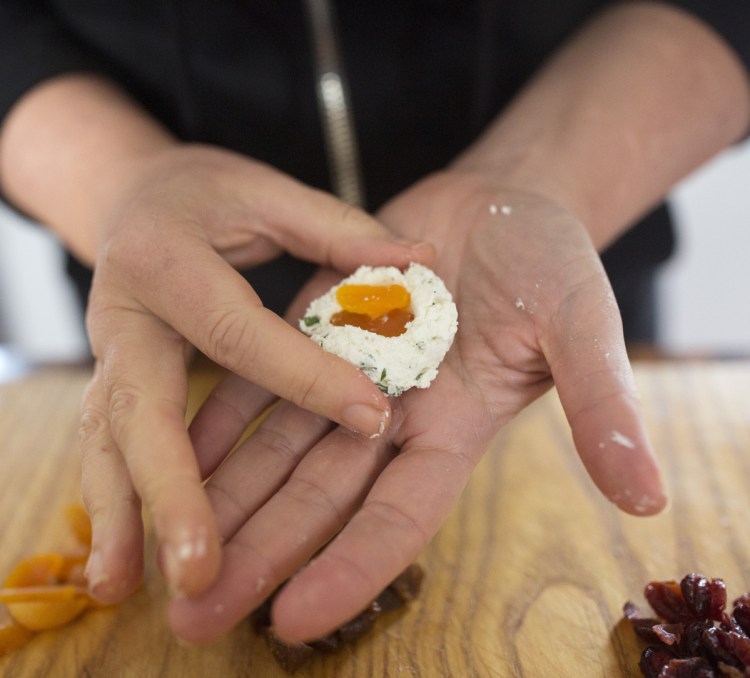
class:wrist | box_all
[0,73,178,265]
[452,2,750,252]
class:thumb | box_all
[548,281,668,516]
[255,174,435,271]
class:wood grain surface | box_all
[1,360,749,677]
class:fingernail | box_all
[85,549,110,597]
[342,403,389,437]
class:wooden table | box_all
[1,360,750,677]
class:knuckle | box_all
[290,369,323,412]
[364,499,430,549]
[205,481,247,526]
[280,476,344,527]
[78,404,109,447]
[78,372,110,448]
[105,383,144,442]
[253,427,299,463]
[205,306,260,369]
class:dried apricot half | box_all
[2,553,91,631]
[335,284,411,318]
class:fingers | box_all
[79,364,144,603]
[117,242,393,438]
[189,375,279,479]
[252,172,435,272]
[201,399,333,539]
[546,278,667,515]
[86,307,222,598]
[167,426,394,643]
[271,427,479,643]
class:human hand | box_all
[78,143,432,604]
[167,170,666,643]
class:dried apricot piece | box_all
[0,585,83,604]
[330,308,414,337]
[5,596,89,632]
[0,607,34,656]
[64,504,92,549]
[4,553,66,588]
[335,284,410,318]
[333,284,413,336]
[2,553,91,631]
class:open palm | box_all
[169,171,665,644]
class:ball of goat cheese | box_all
[299,263,458,396]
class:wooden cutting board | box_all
[1,360,749,677]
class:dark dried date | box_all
[624,573,750,678]
[250,563,424,674]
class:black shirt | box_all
[1,1,749,338]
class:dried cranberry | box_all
[701,627,744,669]
[732,595,750,637]
[679,620,712,658]
[681,574,727,621]
[728,631,750,666]
[654,623,684,647]
[646,580,693,623]
[639,646,674,678]
[715,662,747,677]
[659,657,716,677]
[624,602,664,643]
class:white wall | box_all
[0,142,749,361]
[659,141,750,355]
[0,203,88,363]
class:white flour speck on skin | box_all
[632,494,660,514]
[515,298,526,311]
[489,203,498,215]
[501,205,512,215]
[610,430,636,449]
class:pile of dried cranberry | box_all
[624,573,750,677]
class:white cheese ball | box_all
[299,263,458,396]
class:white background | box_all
[1,141,749,362]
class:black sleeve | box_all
[667,0,750,73]
[0,2,106,124]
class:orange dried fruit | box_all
[64,504,92,549]
[3,553,66,588]
[2,553,92,631]
[330,308,414,337]
[5,595,89,632]
[0,607,34,656]
[335,284,410,318]
[333,283,414,336]
[0,503,103,648]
